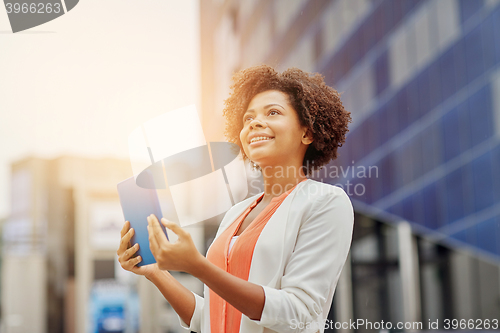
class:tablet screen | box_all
[117,175,168,266]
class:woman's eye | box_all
[269,110,279,115]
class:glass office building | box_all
[328,0,500,261]
[200,0,500,331]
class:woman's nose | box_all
[249,117,266,129]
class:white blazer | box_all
[179,178,354,333]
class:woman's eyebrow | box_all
[245,103,284,113]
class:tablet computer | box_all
[117,175,168,267]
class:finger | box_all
[125,227,135,244]
[148,220,160,255]
[122,243,139,261]
[118,228,135,254]
[120,221,130,238]
[149,214,169,245]
[125,255,142,271]
[131,255,142,267]
[118,243,137,264]
[117,221,130,255]
[129,256,142,271]
[162,219,186,238]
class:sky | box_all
[0,0,201,219]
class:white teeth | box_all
[250,136,274,144]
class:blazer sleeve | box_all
[177,291,204,332]
[249,187,354,333]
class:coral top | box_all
[206,179,306,332]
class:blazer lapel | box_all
[214,192,262,239]
[240,180,311,333]
[247,179,310,286]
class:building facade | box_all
[2,156,204,333]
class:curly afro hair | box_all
[222,64,352,176]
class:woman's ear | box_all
[302,128,314,145]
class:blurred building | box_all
[200,0,500,331]
[1,156,204,333]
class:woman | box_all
[117,65,354,333]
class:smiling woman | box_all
[117,64,355,333]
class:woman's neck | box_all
[259,164,308,201]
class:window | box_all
[351,219,402,329]
[459,0,485,25]
[464,26,485,82]
[438,48,457,102]
[422,182,439,230]
[441,108,462,162]
[471,151,495,212]
[374,50,389,96]
[444,168,466,223]
[475,217,499,254]
[468,84,493,147]
[93,260,115,280]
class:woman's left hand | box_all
[147,214,204,274]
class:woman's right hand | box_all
[118,222,198,329]
[117,221,160,279]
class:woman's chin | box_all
[248,150,283,167]
[249,159,275,170]
[248,154,268,165]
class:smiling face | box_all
[239,90,313,171]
